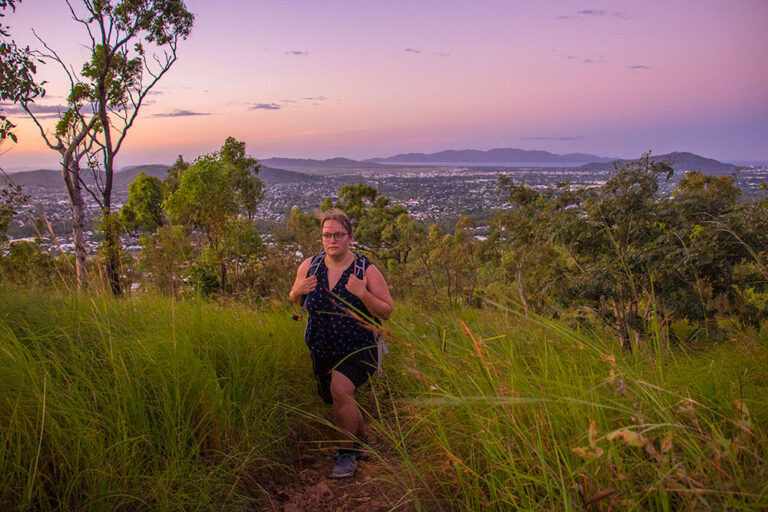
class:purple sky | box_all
[2,0,767,170]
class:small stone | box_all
[314,480,332,497]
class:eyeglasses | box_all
[321,232,349,241]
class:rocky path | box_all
[270,441,404,512]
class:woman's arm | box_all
[345,264,394,320]
[289,258,316,306]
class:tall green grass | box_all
[2,285,766,510]
[373,304,768,510]
[0,286,316,510]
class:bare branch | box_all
[20,104,61,152]
[31,30,77,91]
[114,41,179,155]
[66,0,95,46]
[79,164,104,208]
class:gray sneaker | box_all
[329,451,356,479]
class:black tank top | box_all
[303,254,379,359]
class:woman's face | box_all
[322,220,352,257]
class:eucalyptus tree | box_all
[18,0,193,292]
[164,137,265,291]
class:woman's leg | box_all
[330,370,364,448]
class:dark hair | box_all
[318,208,353,235]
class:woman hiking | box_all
[289,208,394,479]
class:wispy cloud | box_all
[403,48,421,54]
[285,50,308,56]
[556,10,629,20]
[433,51,450,57]
[629,65,652,70]
[0,103,70,118]
[250,103,282,110]
[248,96,332,112]
[560,53,606,64]
[523,135,586,141]
[152,109,210,117]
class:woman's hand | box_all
[293,275,317,297]
[345,274,367,298]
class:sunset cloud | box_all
[556,10,629,20]
[0,103,69,118]
[152,109,210,117]
[250,103,282,110]
[285,50,308,56]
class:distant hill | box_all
[3,169,60,189]
[579,152,740,174]
[259,166,322,183]
[367,147,613,165]
[4,165,171,192]
[4,163,318,191]
[261,157,383,171]
[114,164,170,188]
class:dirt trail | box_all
[270,438,405,512]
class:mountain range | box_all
[578,152,739,174]
[366,147,612,165]
[4,148,741,191]
[3,164,322,191]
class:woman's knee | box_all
[330,371,355,404]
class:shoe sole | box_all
[328,470,354,479]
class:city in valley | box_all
[4,162,767,256]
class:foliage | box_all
[0,0,44,143]
[0,240,67,286]
[220,217,266,298]
[218,136,264,219]
[120,172,164,232]
[184,262,219,297]
[138,224,192,295]
[0,171,28,240]
[494,153,768,348]
[283,206,321,258]
[164,137,264,291]
[164,152,237,285]
[162,154,190,198]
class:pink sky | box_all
[2,0,767,170]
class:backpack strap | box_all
[307,251,326,278]
[294,251,325,322]
[353,253,389,378]
[353,252,366,280]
